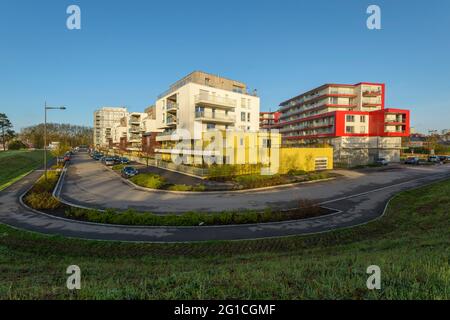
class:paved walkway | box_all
[0,154,448,242]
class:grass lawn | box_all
[0,179,449,299]
[0,150,52,191]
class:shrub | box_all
[112,164,125,171]
[8,140,28,150]
[64,204,328,227]
[167,184,206,191]
[25,191,60,210]
[130,173,166,189]
[287,169,308,176]
[233,174,284,189]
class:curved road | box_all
[0,153,449,242]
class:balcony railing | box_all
[166,103,179,112]
[195,111,235,123]
[195,93,237,108]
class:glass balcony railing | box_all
[195,93,237,108]
[195,111,235,122]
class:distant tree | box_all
[0,113,14,151]
[20,123,93,149]
[8,140,27,150]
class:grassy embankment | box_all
[0,178,449,299]
[0,150,52,191]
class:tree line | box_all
[20,123,93,149]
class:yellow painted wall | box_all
[279,148,333,173]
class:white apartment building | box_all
[94,107,127,147]
[154,71,260,162]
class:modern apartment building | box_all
[155,71,260,163]
[260,111,281,129]
[93,107,128,147]
[278,83,410,165]
[94,106,161,151]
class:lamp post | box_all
[44,102,66,180]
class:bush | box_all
[112,164,125,171]
[64,205,327,226]
[287,169,308,176]
[233,174,284,189]
[167,184,206,191]
[8,140,28,150]
[130,173,166,189]
[24,192,60,210]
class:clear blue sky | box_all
[1,0,449,133]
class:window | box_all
[346,115,355,122]
[207,123,215,130]
[241,98,246,108]
[330,97,338,104]
[241,112,246,121]
[247,113,251,122]
[360,115,366,123]
[240,138,244,146]
[360,126,366,133]
[346,126,354,133]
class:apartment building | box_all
[155,71,260,164]
[93,107,128,147]
[278,83,410,165]
[260,111,281,129]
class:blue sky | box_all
[1,0,449,133]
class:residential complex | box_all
[93,76,412,168]
[277,83,410,165]
[260,111,281,129]
[94,106,161,151]
[93,107,127,147]
[154,71,260,164]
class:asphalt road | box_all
[0,153,448,242]
[61,153,450,213]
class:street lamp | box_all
[44,102,66,180]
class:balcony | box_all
[129,126,144,133]
[195,111,235,124]
[195,93,236,109]
[166,103,179,113]
[362,90,382,97]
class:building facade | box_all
[155,71,260,164]
[260,111,281,129]
[277,83,410,165]
[93,107,128,147]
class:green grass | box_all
[0,179,449,299]
[129,173,166,189]
[0,150,52,191]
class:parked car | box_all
[104,157,115,166]
[121,166,138,178]
[404,157,420,165]
[428,155,439,163]
[375,158,389,166]
[437,155,448,163]
[120,157,130,164]
[112,155,121,163]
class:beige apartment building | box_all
[154,71,260,163]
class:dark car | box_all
[375,158,389,166]
[112,155,121,163]
[404,157,420,165]
[120,157,130,164]
[121,166,138,178]
[437,155,448,163]
[93,153,104,160]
